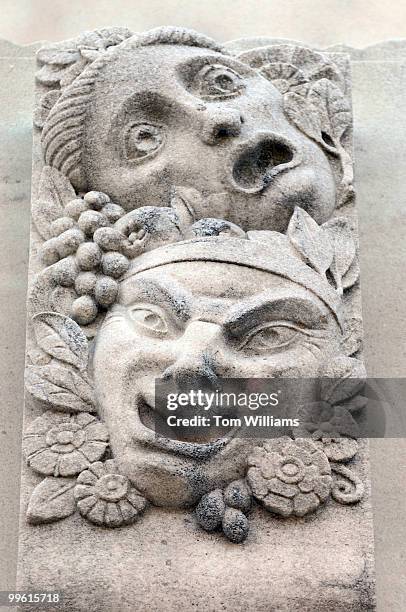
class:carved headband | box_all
[120,234,343,325]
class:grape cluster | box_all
[40,191,131,326]
[195,479,252,543]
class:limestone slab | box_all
[3,30,406,612]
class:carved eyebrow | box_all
[119,275,192,322]
[109,91,175,137]
[224,292,328,337]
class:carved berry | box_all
[102,202,125,223]
[52,257,79,287]
[78,210,109,236]
[222,507,249,543]
[71,295,98,325]
[223,479,252,513]
[50,216,74,237]
[195,489,225,531]
[84,191,110,210]
[76,242,102,271]
[56,229,85,258]
[94,276,118,307]
[93,227,125,252]
[75,272,97,296]
[65,198,88,220]
[101,252,129,278]
[40,238,60,266]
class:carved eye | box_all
[129,307,167,334]
[196,64,245,100]
[124,123,164,161]
[241,323,299,353]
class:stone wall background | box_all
[2,0,406,48]
[0,2,406,611]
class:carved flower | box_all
[74,460,147,527]
[247,437,332,517]
[23,411,108,477]
[259,62,308,94]
[295,400,360,462]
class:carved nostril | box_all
[232,136,296,193]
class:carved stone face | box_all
[93,260,342,507]
[83,44,336,231]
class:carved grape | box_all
[71,295,98,325]
[84,190,110,210]
[101,252,130,278]
[76,242,102,271]
[65,198,89,220]
[78,210,109,236]
[75,272,97,296]
[94,276,119,307]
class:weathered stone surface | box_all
[2,35,406,611]
[10,26,377,610]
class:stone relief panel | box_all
[23,26,366,545]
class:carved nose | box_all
[200,108,243,145]
[162,321,220,387]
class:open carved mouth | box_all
[231,133,299,194]
[134,398,240,460]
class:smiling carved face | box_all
[92,260,342,507]
[82,43,336,231]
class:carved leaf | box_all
[341,316,363,357]
[284,91,321,142]
[32,166,76,240]
[342,257,360,290]
[25,363,94,412]
[32,312,88,371]
[37,46,80,66]
[27,477,76,524]
[308,78,351,149]
[323,217,357,294]
[35,64,67,85]
[170,186,201,233]
[319,356,366,406]
[287,207,333,274]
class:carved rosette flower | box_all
[74,460,147,527]
[23,411,108,477]
[247,437,332,517]
[295,399,360,462]
[259,63,308,94]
